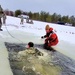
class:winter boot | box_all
[0,29,3,31]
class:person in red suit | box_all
[41,25,59,50]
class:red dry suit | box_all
[44,28,59,47]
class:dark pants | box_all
[43,43,56,52]
[0,18,2,29]
[3,19,6,24]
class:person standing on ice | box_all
[41,25,59,50]
[20,16,24,24]
[0,5,3,31]
[2,13,6,24]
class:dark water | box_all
[5,42,75,75]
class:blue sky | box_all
[0,0,75,16]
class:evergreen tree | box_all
[28,11,33,19]
[15,10,21,17]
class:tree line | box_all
[4,9,75,26]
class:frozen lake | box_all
[0,16,75,75]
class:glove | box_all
[41,36,44,39]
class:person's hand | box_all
[45,39,48,42]
[41,36,44,39]
[40,53,43,56]
[45,39,48,44]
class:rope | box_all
[4,24,24,44]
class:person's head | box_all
[45,25,50,33]
[28,42,34,48]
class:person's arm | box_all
[48,34,57,42]
[0,6,3,13]
[41,34,47,38]
[43,35,47,38]
[35,48,43,56]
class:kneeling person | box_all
[41,25,59,50]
